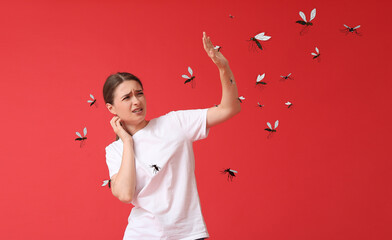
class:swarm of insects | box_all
[248,32,271,52]
[102,179,111,188]
[256,73,267,85]
[280,73,293,80]
[341,24,361,35]
[311,47,320,62]
[265,120,279,138]
[285,101,293,108]
[296,8,316,35]
[75,127,87,147]
[238,96,245,103]
[182,66,196,88]
[220,168,238,182]
[87,94,97,107]
[150,164,161,174]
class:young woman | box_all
[103,32,240,240]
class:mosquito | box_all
[257,102,264,108]
[87,94,97,107]
[238,96,245,103]
[296,8,316,35]
[214,45,221,52]
[248,32,271,52]
[341,24,361,35]
[256,73,267,86]
[265,120,279,138]
[102,179,111,188]
[75,127,87,147]
[182,66,196,88]
[229,14,234,19]
[220,168,238,182]
[214,104,219,107]
[285,101,293,108]
[311,47,320,62]
[150,164,161,174]
[280,73,293,80]
[230,78,235,85]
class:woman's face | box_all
[107,80,147,125]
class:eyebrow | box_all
[121,90,143,98]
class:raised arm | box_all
[202,32,241,128]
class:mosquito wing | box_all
[188,66,193,76]
[285,101,291,105]
[254,32,265,40]
[299,11,307,22]
[274,120,279,129]
[257,73,265,82]
[343,24,349,29]
[315,47,319,54]
[239,96,245,100]
[255,32,271,41]
[182,74,190,79]
[354,25,361,29]
[266,122,272,129]
[287,73,291,76]
[311,52,317,56]
[230,169,238,173]
[310,8,316,22]
[76,131,82,138]
[83,127,87,137]
[90,94,94,99]
[102,180,109,186]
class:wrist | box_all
[122,137,133,145]
[218,64,231,72]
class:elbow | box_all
[232,103,241,116]
[236,104,241,114]
[119,194,133,204]
[113,187,134,204]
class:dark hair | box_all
[103,72,143,141]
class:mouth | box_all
[132,108,143,113]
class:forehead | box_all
[115,80,143,97]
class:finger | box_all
[202,36,207,50]
[204,41,212,55]
[111,116,119,125]
[115,117,122,127]
[203,32,212,49]
[203,35,210,52]
[207,37,215,49]
[110,118,117,130]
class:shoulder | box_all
[105,139,122,153]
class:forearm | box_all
[112,139,136,203]
[218,65,241,113]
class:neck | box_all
[125,119,149,136]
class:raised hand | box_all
[202,32,229,70]
[110,116,133,143]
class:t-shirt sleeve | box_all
[172,108,210,142]
[105,144,122,179]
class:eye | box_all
[138,92,144,95]
[123,96,129,100]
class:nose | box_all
[131,95,141,105]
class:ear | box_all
[106,103,116,115]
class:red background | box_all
[0,0,391,239]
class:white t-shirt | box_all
[105,108,210,240]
